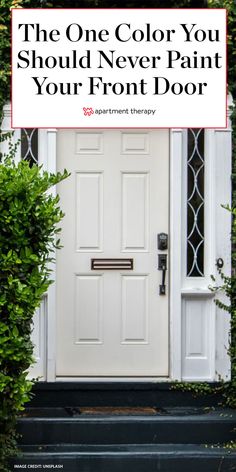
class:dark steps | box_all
[11,444,236,472]
[11,383,236,472]
[28,381,223,408]
[17,408,236,445]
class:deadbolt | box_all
[158,233,168,251]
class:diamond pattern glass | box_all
[187,128,204,277]
[21,128,38,166]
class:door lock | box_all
[158,254,167,295]
[158,233,168,251]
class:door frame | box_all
[43,128,183,382]
[39,124,231,382]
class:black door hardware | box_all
[216,257,224,269]
[158,233,168,251]
[158,254,167,295]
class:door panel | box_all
[122,173,149,251]
[56,130,169,377]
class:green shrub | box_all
[0,138,69,471]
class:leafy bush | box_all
[0,139,69,471]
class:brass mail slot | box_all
[91,258,133,270]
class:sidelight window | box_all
[187,128,205,277]
[21,128,38,166]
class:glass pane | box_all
[187,128,204,277]
[21,129,38,166]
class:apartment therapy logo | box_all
[11,9,226,127]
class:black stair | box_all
[11,382,236,472]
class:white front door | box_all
[56,130,169,377]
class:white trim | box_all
[0,103,21,162]
[204,130,216,282]
[181,289,214,298]
[28,296,47,381]
[44,129,58,381]
[214,126,232,381]
[213,94,233,380]
[169,129,183,381]
[55,377,171,382]
[38,129,48,167]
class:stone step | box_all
[29,381,223,408]
[11,444,236,472]
[17,408,236,445]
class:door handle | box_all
[158,254,167,295]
